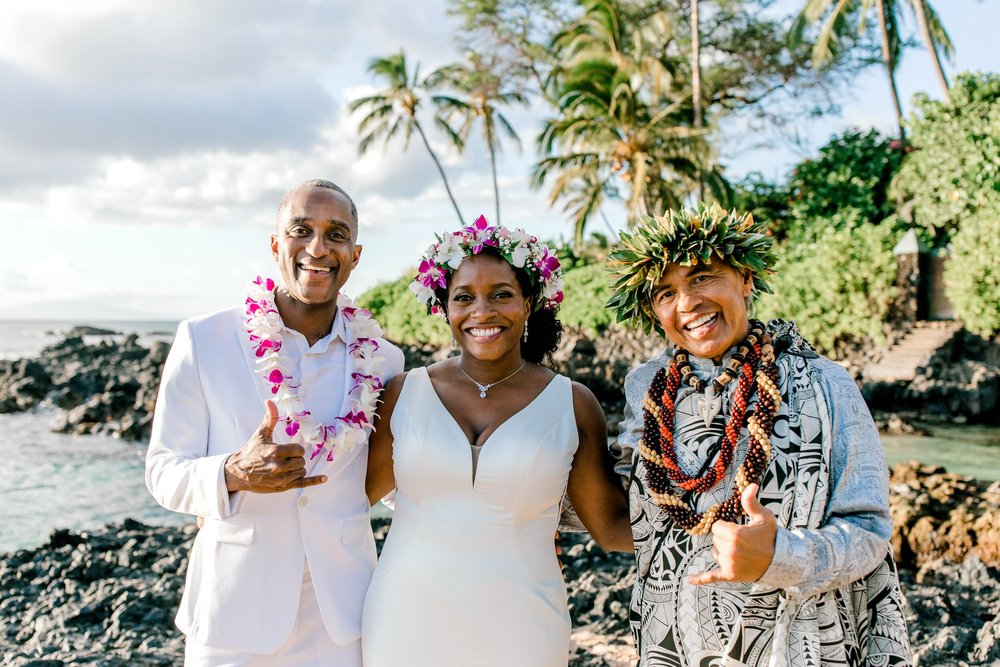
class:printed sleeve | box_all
[756,359,892,598]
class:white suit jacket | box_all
[145,306,404,653]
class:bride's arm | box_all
[565,382,633,553]
[366,372,406,506]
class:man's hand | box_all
[223,400,328,493]
[688,483,777,586]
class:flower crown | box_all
[607,202,776,335]
[409,214,564,317]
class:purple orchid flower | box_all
[468,215,496,253]
[538,252,561,279]
[342,409,369,428]
[349,338,381,355]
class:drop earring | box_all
[522,320,529,342]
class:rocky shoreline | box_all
[1,463,997,666]
[1,328,997,664]
[0,331,167,441]
[1,323,997,443]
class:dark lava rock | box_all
[902,557,1000,666]
[6,481,999,667]
[0,331,168,441]
[64,326,121,337]
[0,520,195,666]
[889,461,1000,569]
[863,328,1000,424]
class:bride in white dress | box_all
[362,219,632,666]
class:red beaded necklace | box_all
[638,321,781,535]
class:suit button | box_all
[299,497,309,508]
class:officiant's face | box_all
[650,259,752,363]
[271,185,362,307]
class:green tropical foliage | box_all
[758,218,899,355]
[351,2,996,355]
[446,0,565,101]
[892,72,1000,239]
[557,263,615,336]
[356,273,451,347]
[533,0,725,245]
[735,128,905,242]
[787,129,905,241]
[944,206,1000,337]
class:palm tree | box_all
[432,52,527,226]
[909,0,954,103]
[534,0,723,245]
[690,0,703,200]
[534,58,724,245]
[791,0,905,139]
[791,0,955,139]
[349,50,465,224]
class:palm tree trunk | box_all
[486,119,501,225]
[489,149,501,226]
[910,0,952,103]
[691,0,703,201]
[414,121,465,224]
[875,0,906,141]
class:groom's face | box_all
[271,185,362,307]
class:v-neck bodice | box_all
[397,367,571,491]
[362,366,580,666]
[424,367,560,452]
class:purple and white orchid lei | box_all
[409,214,565,317]
[245,276,387,462]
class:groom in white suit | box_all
[146,179,404,666]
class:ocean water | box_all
[0,320,997,552]
[0,410,190,552]
[0,320,185,552]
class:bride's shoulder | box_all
[425,358,455,380]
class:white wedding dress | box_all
[362,367,579,666]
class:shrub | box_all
[893,72,1000,239]
[758,218,898,356]
[734,129,904,243]
[356,272,451,346]
[945,206,1000,337]
[557,263,614,336]
[786,128,904,236]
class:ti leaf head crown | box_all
[607,202,776,335]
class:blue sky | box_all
[1,0,996,320]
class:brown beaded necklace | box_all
[638,321,781,535]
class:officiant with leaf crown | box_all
[606,202,912,667]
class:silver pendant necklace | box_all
[455,357,526,398]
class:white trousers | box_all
[184,567,361,667]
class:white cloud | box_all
[0,0,994,319]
